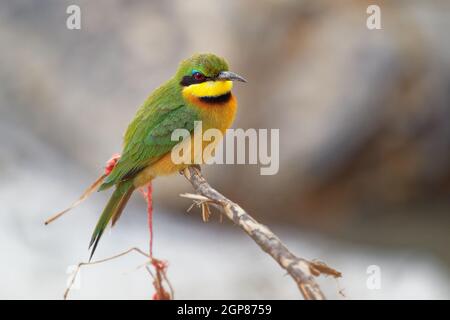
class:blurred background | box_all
[1,0,449,299]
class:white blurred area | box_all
[1,0,449,299]
[0,120,448,299]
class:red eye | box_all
[193,72,205,81]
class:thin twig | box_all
[45,174,106,225]
[64,247,173,300]
[181,166,342,300]
[64,247,148,299]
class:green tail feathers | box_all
[89,180,135,261]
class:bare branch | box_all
[64,247,148,299]
[181,166,341,300]
[64,247,172,300]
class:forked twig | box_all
[64,247,173,300]
[181,166,342,300]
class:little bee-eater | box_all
[89,53,246,258]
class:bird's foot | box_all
[179,164,201,176]
[104,153,121,175]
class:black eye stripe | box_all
[180,74,212,86]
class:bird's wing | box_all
[99,104,199,190]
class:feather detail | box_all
[89,180,135,261]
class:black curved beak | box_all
[216,71,247,83]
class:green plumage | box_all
[99,54,228,191]
[98,81,200,191]
[89,53,231,259]
[89,180,134,260]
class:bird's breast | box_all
[133,91,238,187]
[183,91,238,133]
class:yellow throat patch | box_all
[183,80,233,98]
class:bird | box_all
[88,53,246,259]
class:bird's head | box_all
[176,53,246,100]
